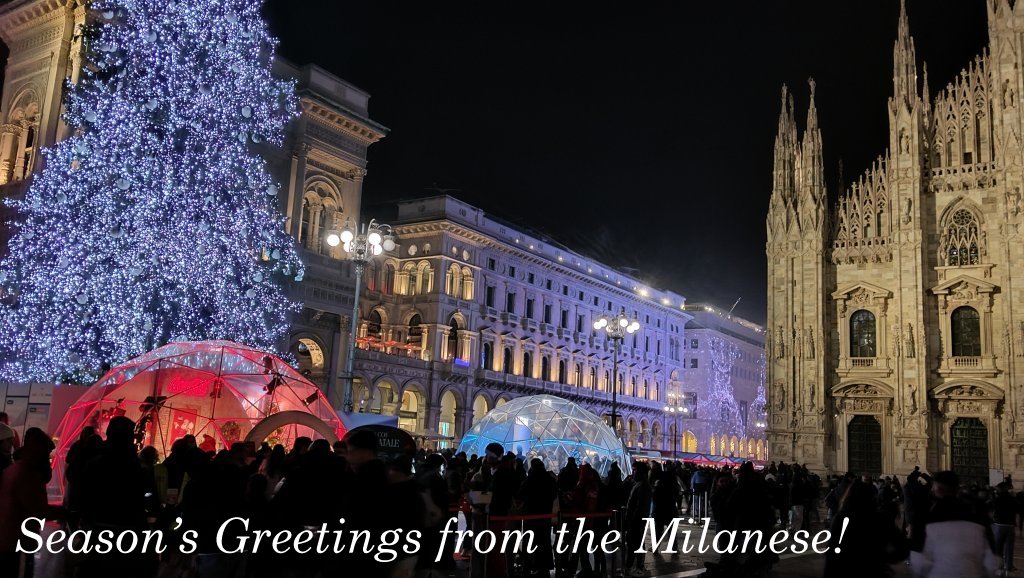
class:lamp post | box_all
[593,308,640,446]
[326,218,396,413]
[663,394,689,459]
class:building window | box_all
[508,265,516,278]
[575,363,583,386]
[944,209,981,266]
[691,339,699,349]
[560,309,568,329]
[690,359,698,369]
[546,279,553,290]
[485,286,495,308]
[558,360,566,384]
[528,272,535,284]
[544,304,552,324]
[482,342,493,370]
[541,356,551,381]
[562,285,569,296]
[487,258,496,271]
[589,367,596,388]
[503,348,513,373]
[951,306,981,357]
[578,291,584,301]
[506,292,516,313]
[576,315,584,333]
[526,298,535,319]
[739,401,748,429]
[523,352,533,378]
[850,309,876,358]
[593,296,599,306]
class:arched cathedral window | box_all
[850,309,876,358]
[943,209,981,266]
[951,306,981,357]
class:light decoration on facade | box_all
[750,353,768,432]
[0,0,302,383]
[696,336,745,450]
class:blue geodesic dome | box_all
[458,394,631,477]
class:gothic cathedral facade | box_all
[767,0,1024,483]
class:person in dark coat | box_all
[517,459,558,575]
[77,417,153,578]
[0,428,61,578]
[624,462,652,575]
[416,453,454,573]
[824,480,905,578]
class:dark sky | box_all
[261,1,990,324]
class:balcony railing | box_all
[851,358,875,368]
[952,356,981,368]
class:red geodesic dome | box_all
[49,340,343,494]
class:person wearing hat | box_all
[0,428,62,577]
[0,422,15,475]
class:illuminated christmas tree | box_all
[0,0,302,383]
[697,336,745,451]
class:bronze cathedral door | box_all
[951,417,988,486]
[848,415,882,477]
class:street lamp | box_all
[593,308,640,446]
[663,395,690,459]
[326,218,396,413]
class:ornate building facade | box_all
[767,0,1024,483]
[684,305,767,460]
[346,195,699,451]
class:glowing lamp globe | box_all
[326,233,341,247]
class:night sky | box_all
[262,1,990,324]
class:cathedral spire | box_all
[801,78,825,201]
[893,0,919,109]
[772,84,797,202]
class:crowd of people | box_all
[0,412,1022,578]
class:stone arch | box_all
[416,260,433,294]
[495,395,511,407]
[472,393,491,424]
[627,417,638,447]
[438,389,461,440]
[449,311,467,329]
[446,262,462,296]
[400,262,418,295]
[397,381,426,433]
[461,267,475,300]
[756,439,765,460]
[651,420,662,451]
[683,431,698,453]
[289,334,327,386]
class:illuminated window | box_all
[850,309,876,357]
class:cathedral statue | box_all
[904,323,915,359]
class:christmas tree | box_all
[0,0,303,383]
[697,336,745,451]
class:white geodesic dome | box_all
[458,394,630,477]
